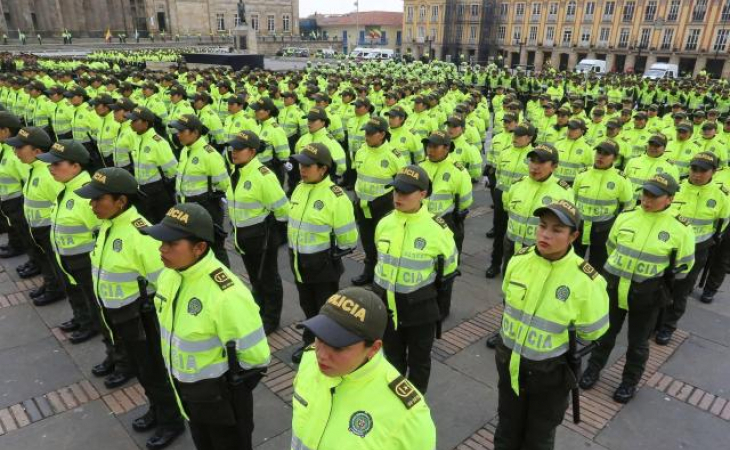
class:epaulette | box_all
[676,214,690,226]
[721,185,729,195]
[204,144,216,153]
[392,148,402,157]
[152,134,162,142]
[304,344,315,352]
[388,375,422,410]
[558,179,570,189]
[454,161,465,170]
[271,122,279,127]
[259,165,271,175]
[131,217,148,230]
[579,260,599,280]
[330,185,344,197]
[514,245,533,256]
[209,268,234,291]
[433,215,448,229]
[621,205,637,213]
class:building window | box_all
[531,2,541,18]
[234,14,240,27]
[598,27,611,45]
[457,4,465,17]
[513,28,522,44]
[692,0,707,22]
[251,14,259,31]
[407,28,412,40]
[661,29,674,50]
[470,25,477,42]
[406,6,413,23]
[603,1,615,21]
[548,2,558,21]
[565,1,576,20]
[584,1,595,19]
[580,27,591,46]
[723,1,730,22]
[528,25,537,43]
[667,1,680,22]
[685,29,701,50]
[714,29,730,51]
[430,27,437,39]
[215,13,226,31]
[431,5,439,21]
[418,26,425,38]
[562,28,573,45]
[471,4,479,17]
[267,15,275,32]
[644,1,657,22]
[639,28,651,48]
[497,25,506,43]
[545,26,555,43]
[456,25,463,41]
[622,1,635,22]
[515,3,525,19]
[283,14,290,32]
[618,28,630,48]
[419,5,426,21]
[500,2,508,18]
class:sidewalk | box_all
[0,184,728,449]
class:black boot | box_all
[351,267,374,286]
[485,264,501,279]
[145,424,184,450]
[132,408,157,432]
[700,289,716,304]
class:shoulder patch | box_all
[392,148,402,157]
[152,134,162,142]
[388,376,422,410]
[454,161,465,170]
[209,268,234,291]
[676,214,690,226]
[271,122,279,128]
[515,245,533,256]
[721,186,729,195]
[204,144,216,153]
[330,185,344,197]
[580,261,599,280]
[132,218,148,230]
[258,165,271,175]
[433,215,448,228]
[558,179,570,189]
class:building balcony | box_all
[530,15,541,23]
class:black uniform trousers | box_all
[182,379,256,450]
[383,319,437,394]
[586,282,662,386]
[185,194,230,268]
[494,341,572,450]
[0,197,29,254]
[111,306,183,428]
[704,226,730,293]
[295,281,339,345]
[138,180,175,225]
[236,222,283,331]
[29,226,65,296]
[442,212,465,254]
[661,245,710,332]
[354,195,394,278]
[573,222,612,275]
[491,189,508,268]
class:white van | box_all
[575,59,607,75]
[643,63,679,79]
[350,48,394,60]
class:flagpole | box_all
[355,1,359,50]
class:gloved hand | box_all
[284,162,293,172]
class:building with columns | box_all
[496,0,730,77]
[0,0,298,38]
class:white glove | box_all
[284,162,293,172]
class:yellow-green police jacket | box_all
[227,158,289,235]
[665,138,701,178]
[176,137,229,200]
[671,179,730,245]
[605,207,695,309]
[374,206,458,327]
[291,349,436,450]
[495,144,532,192]
[354,141,405,216]
[51,171,99,257]
[500,246,609,394]
[95,113,121,161]
[23,159,63,228]
[554,136,592,184]
[504,175,574,249]
[155,251,271,417]
[389,125,423,165]
[624,154,680,199]
[451,133,483,181]
[50,99,74,139]
[420,156,473,217]
[133,128,177,185]
[295,127,347,177]
[257,117,290,164]
[90,206,162,311]
[0,143,29,201]
[71,102,101,144]
[573,167,634,245]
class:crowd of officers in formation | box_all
[0,54,728,450]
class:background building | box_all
[0,0,298,38]
[302,11,403,53]
[496,0,730,77]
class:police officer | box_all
[373,165,458,393]
[168,114,231,267]
[581,173,695,403]
[446,114,483,182]
[252,97,290,184]
[0,112,30,262]
[90,94,120,167]
[656,152,730,344]
[227,131,289,335]
[7,127,66,306]
[109,97,137,172]
[127,106,177,223]
[351,116,406,285]
[288,143,358,363]
[624,133,679,199]
[573,140,634,272]
[75,168,185,449]
[554,118,592,185]
[64,85,102,171]
[494,200,609,450]
[294,106,347,182]
[292,287,436,450]
[143,203,270,450]
[192,92,226,151]
[386,105,423,165]
[419,130,473,253]
[39,141,106,345]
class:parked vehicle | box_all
[576,59,607,75]
[643,63,679,79]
